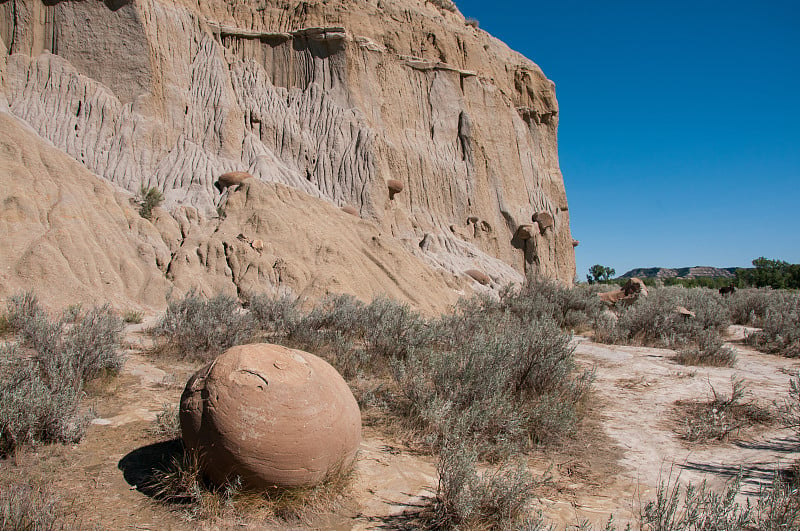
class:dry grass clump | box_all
[148,446,354,525]
[676,379,773,443]
[122,309,143,324]
[1,292,124,455]
[150,291,256,361]
[744,291,800,357]
[0,480,77,530]
[149,403,181,441]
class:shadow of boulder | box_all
[118,439,184,498]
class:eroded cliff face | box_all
[0,0,575,307]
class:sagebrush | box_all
[1,292,123,455]
[744,291,800,357]
[0,481,76,530]
[678,379,772,443]
[427,439,540,530]
[593,286,735,366]
[151,291,256,360]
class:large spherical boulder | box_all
[179,343,361,489]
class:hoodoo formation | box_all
[0,0,575,309]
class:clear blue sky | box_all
[454,0,800,279]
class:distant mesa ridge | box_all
[619,266,738,280]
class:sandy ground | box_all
[2,323,798,529]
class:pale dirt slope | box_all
[0,111,171,310]
[0,109,467,313]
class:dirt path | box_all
[561,328,800,526]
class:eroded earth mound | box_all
[0,0,576,310]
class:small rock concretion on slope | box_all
[532,211,554,233]
[387,179,404,199]
[214,171,254,192]
[464,268,491,286]
[516,224,536,240]
[179,343,362,489]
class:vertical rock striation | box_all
[0,0,576,295]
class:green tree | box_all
[587,264,616,284]
[736,257,800,289]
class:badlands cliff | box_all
[0,0,575,310]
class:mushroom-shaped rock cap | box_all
[387,179,404,193]
[622,277,648,297]
[532,211,554,232]
[215,171,253,192]
[180,343,361,489]
[516,224,536,240]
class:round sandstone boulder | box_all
[180,343,361,489]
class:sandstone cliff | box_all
[0,0,575,309]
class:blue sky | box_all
[454,1,800,278]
